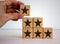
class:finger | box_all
[6,9,16,13]
[18,13,23,19]
[11,13,23,21]
[11,19,18,21]
[7,13,19,20]
[6,1,24,13]
[11,1,24,5]
[5,0,16,3]
[12,13,19,19]
[11,1,24,10]
[18,1,24,5]
[11,13,23,19]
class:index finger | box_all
[18,1,24,5]
[12,1,24,5]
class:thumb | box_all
[18,13,23,19]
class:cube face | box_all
[22,27,33,38]
[43,27,53,39]
[22,18,33,27]
[33,27,43,38]
[33,18,43,27]
[20,5,30,16]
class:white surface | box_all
[1,0,60,29]
[0,29,60,44]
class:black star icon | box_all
[24,30,31,37]
[35,19,42,27]
[21,6,29,14]
[25,19,31,26]
[45,30,52,38]
[35,30,41,37]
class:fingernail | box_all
[16,10,20,13]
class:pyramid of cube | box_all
[20,5,53,39]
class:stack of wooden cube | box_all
[20,5,53,39]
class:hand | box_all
[0,0,24,27]
[5,0,24,21]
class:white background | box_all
[1,0,60,29]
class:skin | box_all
[0,0,24,27]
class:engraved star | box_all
[35,19,42,27]
[22,6,29,14]
[35,30,41,37]
[25,19,31,26]
[24,30,31,37]
[45,29,52,37]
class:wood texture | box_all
[20,5,30,16]
[22,27,33,38]
[43,27,53,39]
[22,18,33,27]
[33,27,43,38]
[33,18,43,27]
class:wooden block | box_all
[22,27,33,38]
[43,27,53,39]
[33,27,43,38]
[33,18,43,27]
[22,18,33,27]
[20,5,30,16]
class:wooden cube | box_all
[33,27,43,38]
[43,27,53,39]
[33,18,43,27]
[20,5,30,16]
[22,18,33,27]
[22,27,33,38]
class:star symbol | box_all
[21,6,29,14]
[35,19,42,27]
[45,29,52,38]
[24,30,31,37]
[35,30,41,37]
[25,19,31,26]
